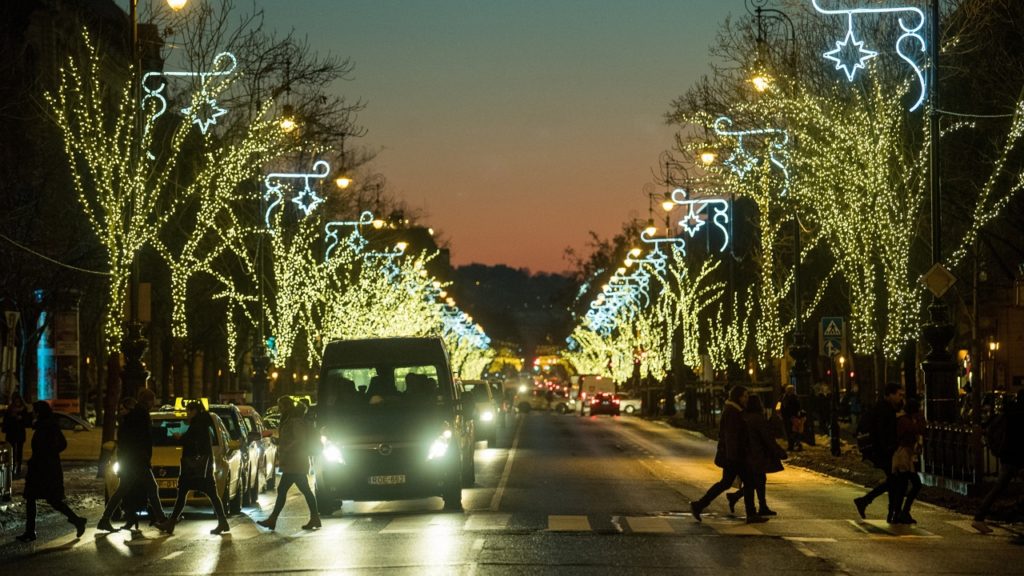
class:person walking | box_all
[853,382,904,522]
[2,392,31,477]
[780,385,803,451]
[97,388,168,532]
[972,392,1024,534]
[891,395,926,524]
[156,401,230,535]
[258,397,321,531]
[690,385,767,524]
[16,401,87,543]
[726,394,787,516]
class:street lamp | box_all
[123,0,188,401]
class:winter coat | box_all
[2,406,30,443]
[714,401,748,469]
[744,411,787,474]
[277,415,313,475]
[891,412,926,474]
[117,404,154,470]
[999,400,1024,467]
[870,401,900,471]
[178,411,215,479]
[23,414,68,501]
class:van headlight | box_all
[321,436,345,464]
[427,429,453,460]
[112,461,120,475]
[480,410,495,422]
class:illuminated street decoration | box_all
[811,0,927,111]
[670,187,731,253]
[142,51,238,135]
[637,227,686,274]
[264,159,331,226]
[324,211,374,260]
[713,116,790,194]
[364,242,408,282]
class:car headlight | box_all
[427,429,453,460]
[321,435,345,464]
[480,410,494,422]
[112,461,120,475]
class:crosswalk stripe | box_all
[625,516,674,533]
[547,515,591,531]
[382,514,462,534]
[464,513,511,531]
[714,523,765,536]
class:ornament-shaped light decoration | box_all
[364,242,408,283]
[142,51,238,135]
[670,187,732,253]
[324,210,374,260]
[811,0,927,111]
[264,159,331,227]
[713,116,790,194]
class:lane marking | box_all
[625,516,674,533]
[464,513,511,531]
[489,415,523,512]
[793,543,818,558]
[161,550,184,560]
[785,536,838,543]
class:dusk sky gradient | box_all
[259,1,740,273]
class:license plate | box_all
[156,478,178,489]
[368,474,406,486]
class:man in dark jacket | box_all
[97,388,167,531]
[691,385,767,524]
[973,393,1024,533]
[780,385,802,451]
[853,382,904,522]
[16,401,87,542]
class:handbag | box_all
[180,453,211,479]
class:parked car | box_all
[237,405,277,491]
[210,403,261,508]
[103,408,242,518]
[616,393,642,415]
[589,392,621,416]
[514,388,571,414]
[460,379,501,446]
[315,337,475,513]
[54,411,93,432]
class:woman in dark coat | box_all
[2,391,31,476]
[257,398,321,531]
[156,401,230,535]
[17,401,87,542]
[727,394,788,516]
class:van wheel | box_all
[625,405,636,415]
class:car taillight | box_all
[612,399,619,405]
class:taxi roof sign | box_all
[173,397,209,411]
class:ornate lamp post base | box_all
[921,300,956,422]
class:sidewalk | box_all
[665,415,1022,521]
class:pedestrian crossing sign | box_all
[820,316,844,357]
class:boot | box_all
[726,492,742,514]
[96,517,117,532]
[257,517,277,530]
[156,517,177,535]
[16,532,37,543]
[302,516,322,530]
[210,521,230,535]
[758,505,777,516]
[72,516,88,538]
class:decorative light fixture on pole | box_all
[123,0,188,401]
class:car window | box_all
[212,408,244,440]
[320,364,446,416]
[463,384,491,402]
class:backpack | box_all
[855,406,875,461]
[984,413,1008,458]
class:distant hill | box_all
[450,264,574,358]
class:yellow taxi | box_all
[103,399,243,516]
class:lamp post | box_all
[122,0,187,401]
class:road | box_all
[1,411,1021,575]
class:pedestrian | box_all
[156,401,230,535]
[2,391,31,477]
[891,395,926,524]
[780,385,803,451]
[97,388,168,532]
[257,397,321,531]
[726,394,787,516]
[690,385,767,524]
[853,382,904,523]
[16,401,87,542]
[972,392,1024,534]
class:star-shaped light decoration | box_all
[291,184,324,216]
[346,231,368,253]
[723,145,759,178]
[824,29,878,82]
[181,89,228,134]
[681,206,706,237]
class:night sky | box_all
[257,0,740,273]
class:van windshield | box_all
[319,364,446,416]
